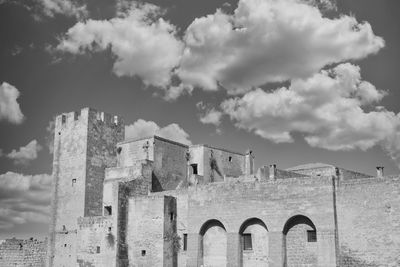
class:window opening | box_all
[243,233,252,250]
[96,246,100,253]
[72,179,76,186]
[307,230,317,242]
[104,206,112,216]
[191,164,198,175]
[141,250,146,256]
[228,156,232,162]
[183,234,187,251]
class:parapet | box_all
[55,107,124,130]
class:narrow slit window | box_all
[96,246,100,253]
[183,234,187,251]
[104,206,112,216]
[228,156,232,162]
[170,212,174,221]
[191,164,198,175]
[307,230,317,242]
[243,233,252,250]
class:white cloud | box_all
[57,3,184,88]
[177,0,384,94]
[0,172,51,229]
[0,0,87,20]
[35,0,87,19]
[221,63,397,151]
[197,102,223,126]
[0,82,24,124]
[125,119,192,145]
[6,140,42,165]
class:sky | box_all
[0,0,399,239]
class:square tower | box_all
[47,108,124,267]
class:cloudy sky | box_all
[0,0,400,239]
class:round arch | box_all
[239,217,268,234]
[283,214,316,234]
[199,219,226,235]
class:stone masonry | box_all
[44,108,400,267]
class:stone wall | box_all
[0,238,47,267]
[76,216,115,267]
[336,176,400,266]
[127,195,177,267]
[185,177,337,267]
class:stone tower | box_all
[47,108,124,267]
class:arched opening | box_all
[239,218,269,267]
[199,219,227,267]
[283,215,317,267]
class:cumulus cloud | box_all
[125,119,192,145]
[57,3,184,88]
[221,63,397,151]
[177,0,384,94]
[0,82,24,124]
[197,102,223,126]
[0,172,51,229]
[6,140,42,165]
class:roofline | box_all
[118,135,189,148]
[189,144,245,156]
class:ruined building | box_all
[47,108,400,267]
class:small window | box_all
[141,250,146,256]
[191,164,198,175]
[170,212,174,221]
[72,179,76,186]
[307,230,317,242]
[64,244,67,248]
[243,233,252,250]
[117,147,122,154]
[74,111,80,120]
[228,156,232,162]
[183,234,187,251]
[61,115,66,124]
[62,225,66,231]
[96,246,100,253]
[104,206,112,216]
[108,227,112,232]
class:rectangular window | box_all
[243,233,252,250]
[183,234,187,251]
[307,230,317,242]
[96,246,100,253]
[228,156,232,162]
[104,206,112,216]
[191,164,198,175]
[141,250,146,256]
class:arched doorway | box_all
[283,215,318,267]
[199,219,227,267]
[239,218,269,267]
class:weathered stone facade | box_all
[0,238,47,266]
[46,108,400,267]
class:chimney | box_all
[245,150,254,175]
[269,164,277,181]
[376,166,384,178]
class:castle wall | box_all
[186,178,337,267]
[152,137,188,191]
[126,195,177,267]
[336,176,400,266]
[0,238,47,267]
[117,137,153,167]
[76,217,115,267]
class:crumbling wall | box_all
[0,238,47,267]
[336,176,400,266]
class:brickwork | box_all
[0,238,47,267]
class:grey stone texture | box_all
[40,108,400,266]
